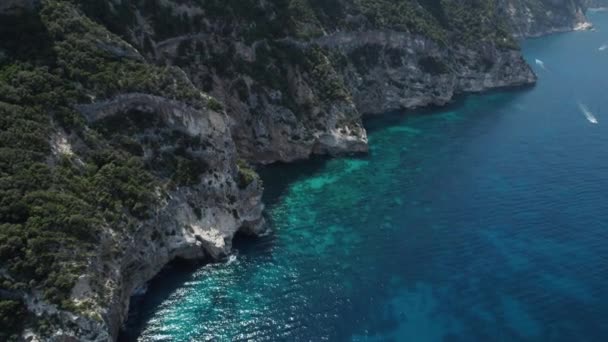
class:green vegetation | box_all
[151,0,516,47]
[0,0,525,337]
[0,63,156,308]
[0,1,221,333]
[351,0,517,48]
[0,299,27,341]
[440,0,517,49]
[87,0,513,47]
[41,2,206,107]
[237,159,259,189]
[208,97,224,112]
[305,46,350,102]
[355,0,448,42]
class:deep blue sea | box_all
[121,11,608,342]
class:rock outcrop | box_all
[312,30,535,115]
[501,0,591,37]
[17,83,266,342]
[128,0,538,164]
[73,92,266,338]
[19,91,266,341]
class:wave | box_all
[578,102,598,124]
[599,44,607,51]
[226,254,238,265]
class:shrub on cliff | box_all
[0,1,219,329]
[237,159,259,189]
[0,299,26,341]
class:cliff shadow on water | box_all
[258,85,533,219]
[118,259,206,341]
[237,75,532,212]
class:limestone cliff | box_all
[0,0,595,341]
[107,0,536,163]
[0,2,265,341]
[501,0,591,37]
[584,0,608,8]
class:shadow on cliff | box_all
[0,10,56,65]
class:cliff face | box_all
[110,0,536,164]
[74,92,266,339]
[584,0,608,8]
[0,0,592,341]
[0,2,265,341]
[501,0,590,37]
[314,31,534,115]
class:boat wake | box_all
[535,59,546,70]
[578,102,599,124]
[599,44,608,51]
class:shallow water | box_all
[121,12,608,342]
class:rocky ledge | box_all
[313,30,536,115]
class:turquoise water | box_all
[121,12,608,341]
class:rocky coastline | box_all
[0,1,597,340]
